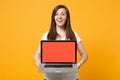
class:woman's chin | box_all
[56,24,64,27]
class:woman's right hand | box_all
[35,60,41,68]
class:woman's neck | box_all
[56,26,66,34]
[56,26,66,39]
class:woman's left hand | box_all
[77,62,81,69]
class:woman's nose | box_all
[58,15,62,19]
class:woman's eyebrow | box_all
[60,12,66,14]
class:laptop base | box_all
[39,64,77,73]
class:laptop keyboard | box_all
[45,64,73,68]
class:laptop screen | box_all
[41,41,77,63]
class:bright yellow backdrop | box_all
[0,0,120,80]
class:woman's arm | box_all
[34,45,41,68]
[77,41,88,69]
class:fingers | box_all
[36,62,40,68]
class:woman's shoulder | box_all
[73,31,79,36]
[42,31,49,34]
[43,31,49,35]
[41,31,49,40]
[73,31,82,43]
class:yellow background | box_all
[0,0,120,80]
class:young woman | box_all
[34,5,88,80]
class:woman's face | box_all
[54,8,67,27]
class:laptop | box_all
[39,40,77,73]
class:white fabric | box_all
[41,31,81,44]
[40,31,81,80]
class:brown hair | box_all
[47,5,76,40]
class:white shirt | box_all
[40,31,81,80]
[41,31,81,43]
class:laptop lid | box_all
[41,40,77,64]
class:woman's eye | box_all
[62,14,65,15]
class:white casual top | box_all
[40,31,81,80]
[41,31,81,43]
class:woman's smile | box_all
[54,8,67,27]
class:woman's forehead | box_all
[56,8,67,13]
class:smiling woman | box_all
[54,8,67,27]
[0,0,120,80]
[34,5,88,80]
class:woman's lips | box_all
[57,20,63,23]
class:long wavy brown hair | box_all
[47,5,76,40]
